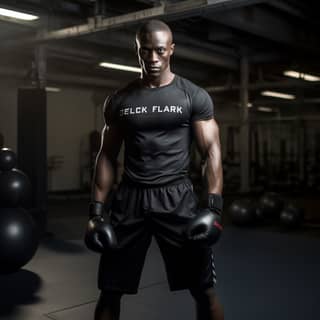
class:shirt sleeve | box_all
[191,88,214,122]
[103,95,118,126]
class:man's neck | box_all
[142,71,175,88]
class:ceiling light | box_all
[261,90,295,100]
[45,87,61,92]
[0,8,39,21]
[284,70,320,82]
[257,107,274,112]
[99,62,141,73]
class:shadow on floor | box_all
[0,270,43,317]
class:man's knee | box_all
[97,290,123,308]
[190,287,215,305]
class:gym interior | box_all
[0,1,319,319]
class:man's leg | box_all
[189,287,224,320]
[95,291,123,320]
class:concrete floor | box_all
[1,198,319,320]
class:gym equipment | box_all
[280,205,304,229]
[258,192,284,219]
[85,201,118,253]
[0,148,17,171]
[0,169,32,207]
[228,199,256,226]
[185,208,223,246]
[18,88,47,212]
[0,207,39,274]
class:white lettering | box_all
[163,105,170,112]
[119,105,183,116]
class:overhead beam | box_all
[205,6,320,53]
[0,0,266,46]
[268,0,307,19]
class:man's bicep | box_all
[192,119,220,155]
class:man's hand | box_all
[84,201,118,253]
[185,193,223,246]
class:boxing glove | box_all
[185,193,223,246]
[84,201,118,253]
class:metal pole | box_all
[239,50,250,192]
[34,45,47,89]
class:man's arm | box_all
[92,124,123,202]
[185,118,223,246]
[192,118,223,195]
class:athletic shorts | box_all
[98,177,217,294]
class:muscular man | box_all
[85,19,224,320]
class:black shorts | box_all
[98,177,217,294]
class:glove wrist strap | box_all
[207,193,223,215]
[89,201,105,219]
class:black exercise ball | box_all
[0,207,39,274]
[280,205,304,229]
[229,199,256,226]
[258,192,284,219]
[0,148,17,171]
[0,169,32,207]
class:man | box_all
[85,19,224,320]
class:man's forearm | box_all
[92,151,116,203]
[205,149,223,195]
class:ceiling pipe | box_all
[1,0,266,46]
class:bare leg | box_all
[94,291,123,320]
[190,287,224,320]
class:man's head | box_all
[135,20,175,79]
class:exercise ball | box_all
[229,199,256,226]
[280,205,304,229]
[0,207,39,274]
[258,192,284,219]
[0,148,17,171]
[0,169,32,207]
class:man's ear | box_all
[170,42,175,56]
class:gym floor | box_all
[1,197,319,320]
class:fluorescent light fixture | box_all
[99,62,141,73]
[45,87,61,92]
[261,90,295,100]
[284,70,320,82]
[0,8,39,21]
[257,106,274,112]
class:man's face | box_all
[136,30,175,78]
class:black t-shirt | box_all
[104,75,214,185]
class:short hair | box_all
[136,19,173,43]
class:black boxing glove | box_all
[84,201,118,253]
[185,193,223,246]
